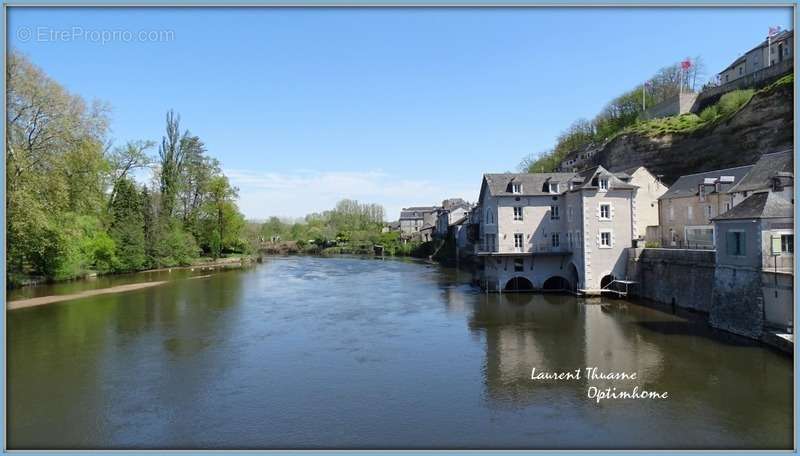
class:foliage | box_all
[717,89,754,116]
[6,51,248,284]
[520,58,707,173]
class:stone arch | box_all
[542,276,571,291]
[504,276,534,292]
[568,262,580,291]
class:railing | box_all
[649,240,715,250]
[474,242,572,254]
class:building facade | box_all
[475,166,644,293]
[614,166,669,240]
[719,29,793,84]
[399,206,439,235]
[711,188,794,337]
[657,165,752,248]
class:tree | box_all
[158,110,189,219]
[201,175,244,258]
[108,178,146,272]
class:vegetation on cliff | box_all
[520,71,792,174]
[519,58,707,173]
[7,51,248,286]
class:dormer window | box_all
[549,183,559,194]
[598,178,609,191]
[511,183,522,194]
[699,185,706,201]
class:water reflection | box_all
[8,257,793,449]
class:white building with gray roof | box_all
[474,165,651,293]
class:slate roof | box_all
[659,165,753,200]
[482,172,577,196]
[727,150,793,194]
[481,165,635,199]
[712,191,793,221]
[399,206,439,219]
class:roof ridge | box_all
[674,164,754,179]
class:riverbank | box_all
[8,281,169,310]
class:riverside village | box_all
[6,8,795,451]
[391,29,795,352]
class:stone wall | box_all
[642,92,698,120]
[626,248,716,312]
[710,265,764,339]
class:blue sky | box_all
[8,7,793,220]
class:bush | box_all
[699,104,719,122]
[717,89,754,116]
[644,241,661,248]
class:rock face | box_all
[594,82,792,184]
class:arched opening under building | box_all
[600,274,616,296]
[542,276,571,291]
[504,276,534,292]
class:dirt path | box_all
[7,281,169,310]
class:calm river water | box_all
[8,256,793,449]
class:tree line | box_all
[7,51,247,285]
[519,58,706,173]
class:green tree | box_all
[109,178,147,272]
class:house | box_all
[613,166,669,241]
[435,198,472,238]
[718,29,793,84]
[710,186,794,337]
[399,206,439,235]
[475,165,647,292]
[728,150,794,207]
[657,164,753,248]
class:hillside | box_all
[592,76,792,184]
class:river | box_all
[7,256,793,449]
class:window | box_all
[668,205,674,222]
[513,207,523,221]
[568,206,574,221]
[549,183,559,194]
[551,233,560,248]
[567,232,573,248]
[738,67,743,75]
[705,205,713,219]
[782,234,794,253]
[726,231,745,256]
[687,206,693,221]
[598,178,609,191]
[514,233,524,252]
[511,183,522,194]
[600,230,612,248]
[576,231,581,249]
[599,203,611,220]
[550,205,560,220]
[514,258,524,272]
[486,209,494,224]
[724,202,731,213]
[699,185,706,201]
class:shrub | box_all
[699,105,719,122]
[717,89,754,116]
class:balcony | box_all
[475,242,572,256]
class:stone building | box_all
[728,149,794,206]
[613,166,669,241]
[719,29,793,84]
[399,206,439,235]
[656,164,753,248]
[710,188,794,338]
[474,165,649,293]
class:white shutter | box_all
[597,232,601,247]
[610,203,615,220]
[611,231,616,247]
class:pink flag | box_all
[680,59,692,70]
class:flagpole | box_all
[768,32,772,67]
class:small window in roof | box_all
[719,176,735,183]
[511,182,522,194]
[549,182,559,193]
